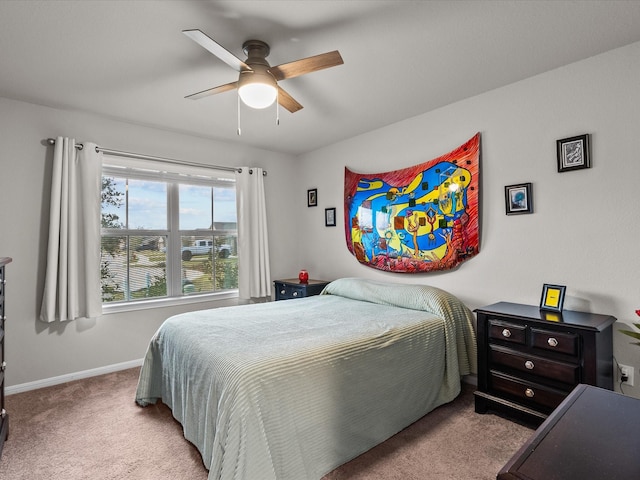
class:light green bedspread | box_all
[135,278,477,480]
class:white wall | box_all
[297,41,640,397]
[0,97,300,387]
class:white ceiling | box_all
[2,0,640,156]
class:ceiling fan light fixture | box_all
[238,83,277,109]
[238,69,277,109]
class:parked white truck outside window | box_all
[181,240,231,261]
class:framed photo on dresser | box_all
[540,283,566,312]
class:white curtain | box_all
[40,137,102,322]
[235,167,271,300]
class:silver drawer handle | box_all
[547,337,559,347]
[524,360,534,370]
[1,361,5,371]
[293,291,298,297]
[280,289,286,295]
[525,388,535,398]
[502,329,511,338]
[1,409,6,418]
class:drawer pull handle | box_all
[1,409,5,418]
[524,360,535,370]
[501,329,512,338]
[0,361,5,371]
[525,388,535,398]
[293,291,298,297]
[547,337,559,347]
[280,289,286,295]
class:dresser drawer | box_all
[490,346,579,385]
[531,328,579,356]
[489,320,526,345]
[490,372,568,411]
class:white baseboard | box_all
[6,358,144,395]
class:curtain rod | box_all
[45,138,267,176]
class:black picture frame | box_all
[325,207,336,227]
[505,183,533,215]
[540,284,566,312]
[557,134,591,172]
[307,188,317,207]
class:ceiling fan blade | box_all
[185,81,238,100]
[270,50,343,81]
[183,29,250,72]
[277,86,303,113]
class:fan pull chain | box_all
[276,89,280,126]
[237,94,242,136]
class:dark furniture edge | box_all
[496,384,588,479]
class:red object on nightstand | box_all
[298,269,309,283]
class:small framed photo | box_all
[540,284,566,313]
[557,134,590,172]
[505,183,533,215]
[325,207,336,227]
[307,188,317,207]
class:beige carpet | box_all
[0,368,533,479]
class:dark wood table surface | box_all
[497,384,640,480]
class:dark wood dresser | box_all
[274,278,330,301]
[0,257,11,459]
[474,302,614,425]
[498,384,640,479]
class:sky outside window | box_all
[103,176,237,230]
[128,179,167,230]
[180,184,236,230]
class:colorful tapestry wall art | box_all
[344,133,480,273]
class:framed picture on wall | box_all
[557,134,591,172]
[325,207,336,227]
[504,183,533,215]
[307,188,317,207]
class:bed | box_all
[135,277,477,480]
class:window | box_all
[100,156,237,306]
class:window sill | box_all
[101,289,239,315]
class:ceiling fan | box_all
[183,29,344,113]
